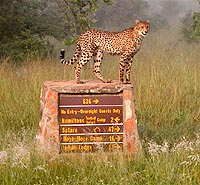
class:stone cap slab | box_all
[43,80,133,94]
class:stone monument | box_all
[36,80,141,155]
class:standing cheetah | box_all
[60,20,150,84]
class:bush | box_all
[180,12,200,43]
[192,11,200,39]
[181,1,200,43]
[0,30,53,65]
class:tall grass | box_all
[134,30,200,144]
[0,30,200,184]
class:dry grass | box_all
[0,29,200,184]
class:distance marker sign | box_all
[58,94,123,152]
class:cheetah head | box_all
[135,20,150,37]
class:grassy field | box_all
[0,30,200,184]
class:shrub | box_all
[0,31,53,65]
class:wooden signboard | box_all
[58,94,123,152]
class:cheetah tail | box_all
[60,45,81,65]
[60,49,68,64]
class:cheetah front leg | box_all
[125,56,133,84]
[119,54,133,84]
[93,49,111,83]
[119,55,127,83]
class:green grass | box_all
[0,31,200,184]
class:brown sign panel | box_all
[58,94,123,153]
[60,134,123,143]
[60,124,123,134]
[59,95,123,106]
[59,106,123,124]
[60,143,123,153]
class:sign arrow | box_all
[93,98,99,104]
[115,135,121,142]
[114,117,120,123]
[113,144,121,149]
[115,127,121,132]
[110,144,122,150]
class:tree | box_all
[55,0,113,44]
[0,0,65,64]
[191,0,200,39]
[181,0,200,42]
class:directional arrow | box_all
[108,126,121,133]
[114,117,120,123]
[93,98,99,104]
[109,143,122,150]
[115,135,121,142]
[115,127,121,132]
[113,144,122,149]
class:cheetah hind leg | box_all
[75,51,93,84]
[74,64,84,84]
[93,49,112,83]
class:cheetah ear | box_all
[146,20,150,24]
[135,20,140,24]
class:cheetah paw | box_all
[105,79,112,83]
[76,80,84,84]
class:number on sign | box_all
[83,98,92,105]
[110,117,114,123]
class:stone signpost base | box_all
[36,80,142,155]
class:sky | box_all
[145,0,199,26]
[146,0,199,16]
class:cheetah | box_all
[60,20,150,84]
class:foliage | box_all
[192,11,200,39]
[56,0,113,45]
[191,0,200,39]
[181,0,200,42]
[1,31,53,65]
[181,12,195,42]
[0,0,65,64]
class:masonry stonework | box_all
[36,80,142,155]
